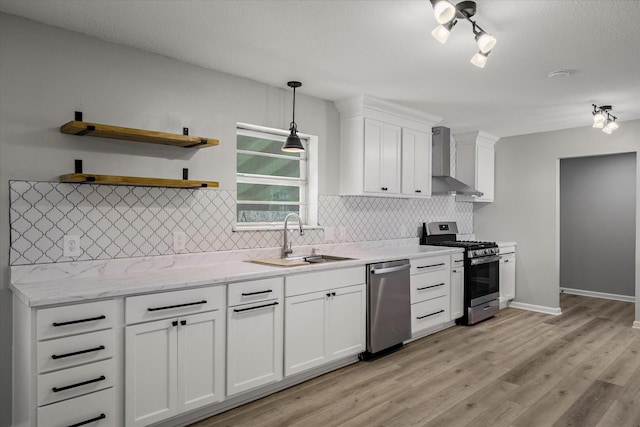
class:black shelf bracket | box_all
[75,111,83,121]
[183,168,189,180]
[75,159,83,174]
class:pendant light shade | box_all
[475,30,496,53]
[431,0,456,24]
[282,81,305,152]
[602,117,619,134]
[432,20,457,44]
[470,51,488,68]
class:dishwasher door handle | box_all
[370,264,410,275]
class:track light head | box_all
[431,0,456,24]
[591,105,619,134]
[431,20,457,44]
[470,51,489,68]
[602,116,619,134]
[475,29,496,53]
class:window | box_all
[236,123,317,228]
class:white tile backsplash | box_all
[9,181,473,265]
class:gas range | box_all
[426,240,499,259]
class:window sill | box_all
[232,225,323,232]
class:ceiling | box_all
[1,0,639,138]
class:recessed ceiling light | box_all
[547,70,572,79]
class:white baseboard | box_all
[633,321,640,330]
[509,301,562,316]
[560,287,635,303]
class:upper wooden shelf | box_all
[60,173,219,189]
[60,120,219,149]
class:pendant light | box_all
[282,81,305,152]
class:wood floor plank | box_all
[190,294,639,427]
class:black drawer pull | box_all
[415,189,422,193]
[381,187,388,191]
[417,283,445,291]
[417,263,445,269]
[52,345,105,360]
[147,300,207,312]
[53,315,106,327]
[417,310,445,320]
[233,301,278,313]
[68,413,106,427]
[241,290,273,296]
[53,375,106,393]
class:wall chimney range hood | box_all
[431,126,482,197]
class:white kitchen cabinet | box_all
[12,296,123,427]
[401,128,432,197]
[285,267,366,376]
[450,256,465,320]
[364,118,401,194]
[227,278,284,396]
[455,131,499,203]
[499,246,516,306]
[125,287,225,427]
[335,94,440,198]
[410,255,452,338]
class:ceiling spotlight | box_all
[429,0,497,68]
[282,81,305,152]
[432,20,457,44]
[431,0,456,24]
[474,28,496,53]
[602,116,619,134]
[591,104,619,134]
[470,51,489,68]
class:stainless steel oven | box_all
[423,221,500,325]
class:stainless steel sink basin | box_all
[302,255,356,263]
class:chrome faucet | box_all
[282,212,304,258]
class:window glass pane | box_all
[237,204,300,223]
[237,135,300,157]
[237,183,300,202]
[237,153,301,178]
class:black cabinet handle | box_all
[67,413,106,427]
[417,310,445,320]
[233,301,278,313]
[504,260,510,263]
[52,375,106,393]
[180,320,186,326]
[415,190,422,193]
[148,300,207,312]
[172,320,178,327]
[53,315,106,327]
[52,345,105,360]
[417,283,445,291]
[381,187,388,191]
[332,292,336,296]
[417,263,445,269]
[241,290,272,296]
[326,293,331,298]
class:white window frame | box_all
[235,122,318,230]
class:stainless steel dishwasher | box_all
[366,259,411,355]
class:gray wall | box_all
[474,120,640,322]
[560,153,636,296]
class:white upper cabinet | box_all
[401,128,432,197]
[454,131,499,203]
[335,95,440,198]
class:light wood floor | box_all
[192,294,640,427]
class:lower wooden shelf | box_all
[60,173,219,188]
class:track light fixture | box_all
[592,104,619,134]
[282,81,305,152]
[429,0,497,68]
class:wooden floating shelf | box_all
[60,173,219,189]
[60,121,219,149]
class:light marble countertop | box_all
[10,239,463,308]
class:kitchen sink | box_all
[249,254,356,267]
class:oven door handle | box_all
[469,255,501,266]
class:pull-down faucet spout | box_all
[282,212,304,258]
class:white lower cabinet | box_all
[226,278,284,396]
[410,255,451,337]
[125,287,225,427]
[284,267,366,377]
[450,256,465,320]
[499,246,517,304]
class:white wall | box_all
[474,120,640,323]
[0,12,341,426]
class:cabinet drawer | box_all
[38,359,114,406]
[411,269,449,304]
[37,329,114,374]
[37,387,116,427]
[228,277,283,307]
[411,296,450,335]
[125,286,225,325]
[411,255,450,275]
[286,267,364,297]
[38,300,118,340]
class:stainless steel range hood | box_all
[432,126,483,197]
